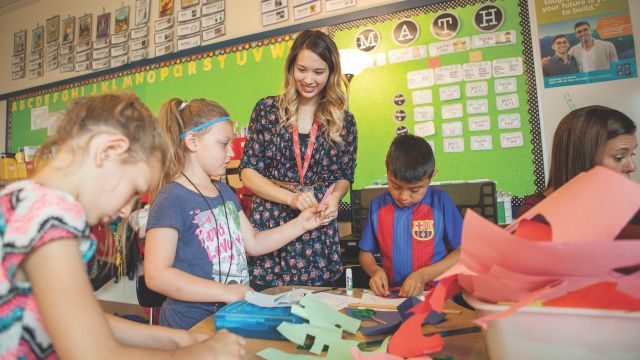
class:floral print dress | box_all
[239,96,358,287]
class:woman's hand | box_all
[288,190,318,211]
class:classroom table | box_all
[189,287,488,359]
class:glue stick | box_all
[346,268,353,296]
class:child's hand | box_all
[319,195,340,226]
[298,205,323,231]
[399,272,426,297]
[369,268,389,297]
[289,190,318,211]
[196,329,245,359]
[223,284,253,303]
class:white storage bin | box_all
[464,293,640,360]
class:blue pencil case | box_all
[214,300,305,340]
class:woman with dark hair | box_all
[517,105,637,220]
[240,30,358,289]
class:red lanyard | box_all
[292,118,319,185]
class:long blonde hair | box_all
[278,30,349,144]
[156,98,229,194]
[37,93,168,171]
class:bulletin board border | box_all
[3,0,448,152]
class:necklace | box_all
[181,172,233,284]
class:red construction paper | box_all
[544,281,640,311]
[513,218,552,241]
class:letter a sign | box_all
[392,19,419,46]
[474,4,504,32]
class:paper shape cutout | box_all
[257,348,323,359]
[353,337,432,360]
[291,293,361,334]
[388,276,460,358]
[245,290,297,307]
[513,218,552,241]
[345,307,444,336]
[277,322,360,360]
[278,322,342,354]
[544,281,640,311]
[319,183,336,209]
[515,166,640,242]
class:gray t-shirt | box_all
[569,39,618,72]
[147,181,248,329]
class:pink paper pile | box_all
[387,167,640,358]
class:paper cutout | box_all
[277,322,360,360]
[319,183,336,209]
[513,218,552,241]
[352,337,432,359]
[544,281,640,311]
[515,166,640,242]
[245,290,297,307]
[387,276,460,358]
[257,348,324,359]
[291,293,361,334]
[278,322,342,354]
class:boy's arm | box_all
[399,248,460,297]
[359,250,389,296]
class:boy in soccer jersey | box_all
[358,135,463,297]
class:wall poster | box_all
[535,0,637,88]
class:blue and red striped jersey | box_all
[358,187,463,286]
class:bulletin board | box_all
[7,36,293,150]
[6,0,544,198]
[332,0,543,197]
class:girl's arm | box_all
[23,238,245,359]
[240,207,323,256]
[145,227,251,303]
[106,314,208,349]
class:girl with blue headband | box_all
[144,98,325,329]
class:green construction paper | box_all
[325,339,361,360]
[291,293,361,334]
[257,348,324,360]
[278,322,342,354]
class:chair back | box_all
[136,275,167,308]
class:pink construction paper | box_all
[318,183,336,209]
[460,211,640,278]
[515,166,640,243]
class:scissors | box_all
[351,308,387,324]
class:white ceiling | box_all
[0,0,29,14]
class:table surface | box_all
[189,287,488,359]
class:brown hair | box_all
[547,105,636,190]
[278,29,348,143]
[156,98,229,193]
[37,93,167,171]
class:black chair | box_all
[136,275,167,325]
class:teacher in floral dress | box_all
[240,30,357,289]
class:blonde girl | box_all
[240,29,358,289]
[144,98,324,329]
[0,93,244,359]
